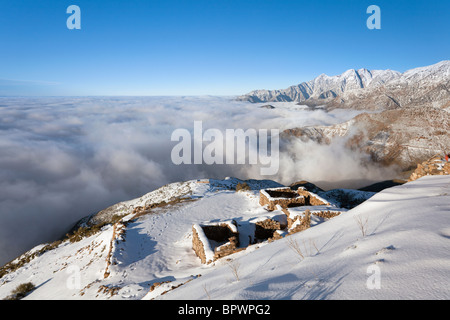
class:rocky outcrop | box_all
[408,155,450,181]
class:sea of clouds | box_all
[0,96,396,265]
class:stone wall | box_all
[260,187,307,211]
[192,222,240,264]
[260,187,329,211]
[312,210,341,219]
[296,188,329,206]
[202,224,239,245]
[255,218,283,240]
[287,209,311,234]
[192,225,209,264]
[268,230,285,242]
[214,236,242,260]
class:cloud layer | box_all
[0,96,394,265]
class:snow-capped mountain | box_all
[238,69,401,102]
[237,68,401,103]
[256,61,450,172]
[1,174,449,300]
[237,61,450,111]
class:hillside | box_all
[0,175,449,300]
[158,175,450,300]
[282,106,450,172]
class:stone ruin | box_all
[191,216,288,264]
[259,186,330,210]
[191,186,345,264]
[281,206,342,234]
[254,217,286,241]
[192,221,242,264]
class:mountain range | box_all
[240,61,450,173]
[237,60,450,111]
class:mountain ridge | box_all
[237,60,450,111]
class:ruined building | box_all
[191,186,345,264]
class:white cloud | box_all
[0,96,392,265]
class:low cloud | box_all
[269,135,397,190]
[0,96,393,265]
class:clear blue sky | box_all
[0,0,448,96]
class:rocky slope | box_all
[282,106,450,172]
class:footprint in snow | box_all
[340,244,358,256]
[376,245,395,255]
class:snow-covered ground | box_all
[0,175,449,300]
[159,175,450,300]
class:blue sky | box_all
[0,0,448,96]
